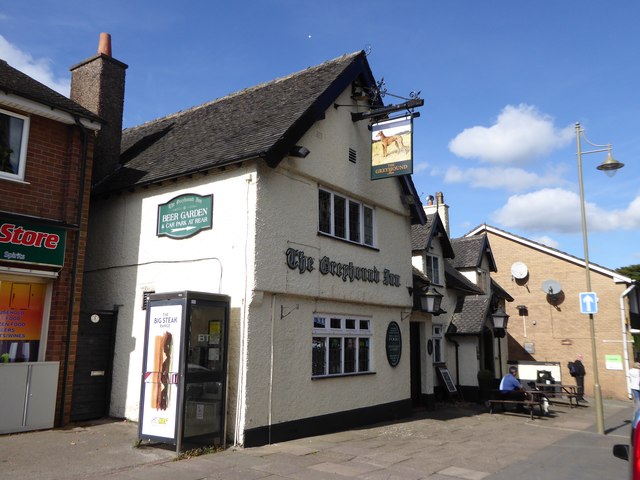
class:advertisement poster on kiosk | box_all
[140,303,184,441]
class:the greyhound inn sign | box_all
[157,194,213,239]
[285,248,401,287]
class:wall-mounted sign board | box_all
[157,194,213,239]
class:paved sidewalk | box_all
[0,397,633,479]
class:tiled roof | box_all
[0,59,101,122]
[411,213,454,256]
[450,295,491,335]
[95,51,372,194]
[450,234,497,271]
[444,260,484,295]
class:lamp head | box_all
[597,151,624,177]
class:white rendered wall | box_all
[240,88,414,437]
[82,166,257,429]
[82,86,416,443]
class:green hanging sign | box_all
[157,194,213,239]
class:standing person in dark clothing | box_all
[572,354,587,402]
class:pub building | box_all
[77,35,431,447]
[0,56,103,432]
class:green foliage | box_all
[616,264,640,282]
[175,445,223,460]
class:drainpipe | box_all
[58,117,89,426]
[621,284,637,398]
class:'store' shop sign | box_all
[0,218,66,268]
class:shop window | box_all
[312,315,372,377]
[318,187,375,247]
[0,108,30,182]
[426,254,441,285]
[432,324,443,363]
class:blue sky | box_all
[2,1,639,270]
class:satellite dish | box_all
[511,262,529,280]
[541,279,563,296]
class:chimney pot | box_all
[98,32,112,57]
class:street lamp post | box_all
[575,122,624,435]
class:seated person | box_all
[499,366,526,402]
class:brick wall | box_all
[0,110,95,424]
[487,232,631,400]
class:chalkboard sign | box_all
[437,366,457,394]
[385,321,402,367]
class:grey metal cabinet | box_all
[0,362,59,434]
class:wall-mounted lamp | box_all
[420,285,443,314]
[290,145,310,158]
[492,306,510,377]
[491,306,510,338]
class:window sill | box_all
[0,176,29,185]
[317,231,379,251]
[312,371,376,380]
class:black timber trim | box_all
[242,398,412,447]
[263,52,377,168]
[399,175,427,225]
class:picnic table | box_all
[486,389,545,420]
[535,383,580,407]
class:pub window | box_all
[426,254,441,285]
[318,187,375,247]
[432,324,443,363]
[0,108,30,182]
[312,315,372,377]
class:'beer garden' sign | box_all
[157,194,213,239]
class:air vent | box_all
[142,290,155,310]
[348,148,357,164]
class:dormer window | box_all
[0,108,30,182]
[426,254,441,285]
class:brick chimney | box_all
[423,191,450,236]
[70,33,127,184]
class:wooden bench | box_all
[535,383,580,408]
[486,398,544,420]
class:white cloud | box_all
[492,188,640,233]
[531,235,560,249]
[448,104,573,164]
[0,35,70,95]
[443,165,567,192]
[413,161,430,174]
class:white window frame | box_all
[312,314,373,377]
[318,187,375,247]
[0,108,30,182]
[432,324,443,364]
[425,254,442,285]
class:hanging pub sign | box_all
[157,194,213,239]
[0,217,66,268]
[371,115,413,180]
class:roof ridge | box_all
[123,51,363,134]
[469,223,633,281]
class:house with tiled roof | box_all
[0,54,103,433]
[410,193,512,403]
[466,224,639,400]
[78,44,427,447]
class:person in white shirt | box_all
[629,362,640,406]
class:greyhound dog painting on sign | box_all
[371,115,413,180]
